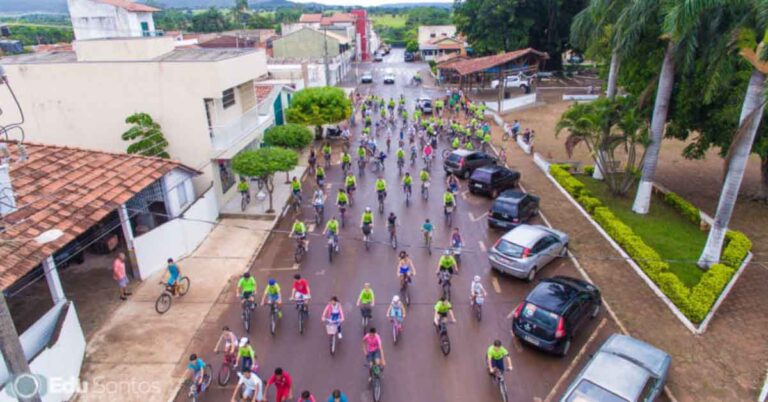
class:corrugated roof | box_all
[299,13,323,23]
[94,0,160,12]
[438,48,549,76]
[0,141,198,289]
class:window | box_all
[430,33,436,38]
[177,181,189,209]
[222,88,236,109]
[565,380,628,402]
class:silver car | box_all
[488,224,568,281]
[560,334,671,402]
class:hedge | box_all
[584,165,595,176]
[549,165,752,324]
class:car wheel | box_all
[560,243,569,257]
[591,302,601,319]
[560,339,571,357]
[526,267,537,282]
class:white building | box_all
[68,0,160,40]
[417,25,457,45]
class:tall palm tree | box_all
[698,26,768,268]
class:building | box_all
[0,36,272,210]
[419,37,466,62]
[67,0,160,40]
[286,12,373,61]
[0,39,23,54]
[417,25,457,45]
[271,28,354,85]
[0,141,208,402]
[436,47,549,87]
[197,29,278,56]
[350,9,372,61]
[272,27,351,59]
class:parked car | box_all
[383,70,396,84]
[511,276,601,356]
[488,190,540,229]
[489,224,568,281]
[490,74,531,91]
[469,165,520,198]
[361,72,373,83]
[416,97,432,114]
[404,52,415,62]
[443,150,496,179]
[374,53,383,62]
[560,334,671,402]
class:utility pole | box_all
[323,26,331,87]
[0,291,42,402]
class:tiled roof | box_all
[255,84,275,103]
[299,13,323,23]
[438,48,549,76]
[93,0,160,12]
[321,13,356,24]
[0,141,198,289]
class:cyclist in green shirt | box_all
[236,272,257,308]
[443,190,456,211]
[361,207,374,236]
[357,146,367,160]
[341,151,352,171]
[260,278,282,316]
[356,282,375,321]
[291,219,308,251]
[402,172,413,196]
[322,143,332,166]
[316,166,326,186]
[487,339,512,374]
[465,141,475,151]
[437,250,458,275]
[324,216,340,250]
[291,176,302,202]
[237,177,250,200]
[433,297,456,326]
[380,108,386,118]
[388,98,395,109]
[344,174,356,197]
[375,177,387,198]
[396,147,405,162]
[452,136,460,150]
[419,169,430,183]
[336,188,349,208]
[235,337,257,373]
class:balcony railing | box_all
[210,106,272,151]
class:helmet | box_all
[268,278,276,286]
[239,337,248,347]
[392,295,400,303]
[473,275,481,282]
[443,250,451,256]
[243,272,251,278]
[365,207,372,212]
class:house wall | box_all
[0,47,268,208]
[272,29,341,59]
[134,187,218,279]
[163,168,196,217]
[417,25,456,45]
[68,0,155,40]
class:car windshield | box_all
[520,303,559,331]
[495,239,525,258]
[492,200,518,215]
[446,153,462,162]
[565,380,629,402]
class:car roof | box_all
[525,276,582,313]
[600,334,671,377]
[451,149,472,156]
[475,165,503,174]
[575,352,652,401]
[501,224,550,247]
[498,190,527,200]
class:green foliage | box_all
[263,124,313,149]
[191,7,234,32]
[550,165,587,197]
[405,40,419,53]
[5,25,73,46]
[663,192,700,225]
[231,147,298,178]
[584,165,595,176]
[121,113,169,158]
[721,230,751,268]
[285,87,351,127]
[577,194,602,214]
[371,7,450,46]
[688,263,735,322]
[154,9,193,31]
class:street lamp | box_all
[0,227,62,402]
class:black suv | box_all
[512,276,601,356]
[488,190,540,229]
[443,150,496,179]
[469,166,520,198]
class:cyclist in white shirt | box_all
[470,275,487,305]
[231,369,264,402]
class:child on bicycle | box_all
[387,295,406,324]
[260,278,283,318]
[422,219,434,243]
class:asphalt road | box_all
[179,49,622,402]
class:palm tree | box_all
[698,27,767,268]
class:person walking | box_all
[112,252,131,300]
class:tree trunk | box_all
[266,175,275,213]
[606,51,620,100]
[698,69,766,268]
[759,156,768,200]
[632,42,676,214]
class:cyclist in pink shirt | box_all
[422,143,433,159]
[361,327,386,367]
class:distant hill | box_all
[373,2,452,8]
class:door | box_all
[273,95,284,125]
[140,21,150,36]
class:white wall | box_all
[0,303,85,402]
[484,93,537,113]
[163,169,195,218]
[68,0,155,40]
[134,187,218,280]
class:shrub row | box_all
[663,191,701,225]
[549,165,752,324]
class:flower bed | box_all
[549,164,752,323]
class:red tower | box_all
[350,9,370,61]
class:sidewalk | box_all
[487,119,768,401]
[73,218,272,402]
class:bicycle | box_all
[242,297,255,333]
[296,296,310,335]
[314,203,324,225]
[326,318,340,355]
[361,305,373,334]
[404,185,412,207]
[377,191,386,214]
[423,231,432,255]
[370,159,384,173]
[445,204,454,226]
[187,366,212,402]
[240,191,251,212]
[436,316,451,356]
[290,193,301,214]
[358,158,366,175]
[438,270,452,302]
[294,236,307,263]
[391,316,403,344]
[339,206,347,228]
[369,361,383,402]
[472,294,484,322]
[423,155,432,171]
[421,181,430,200]
[362,224,372,251]
[397,158,404,176]
[216,352,237,386]
[324,153,331,169]
[399,275,411,306]
[410,150,417,166]
[268,300,279,336]
[388,224,397,249]
[491,367,510,402]
[327,234,339,263]
[155,277,190,314]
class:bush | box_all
[577,194,602,214]
[664,192,700,225]
[721,230,751,268]
[263,123,313,149]
[550,165,587,197]
[687,263,735,322]
[584,165,595,176]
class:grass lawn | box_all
[577,176,707,288]
[371,14,407,29]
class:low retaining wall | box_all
[484,93,537,113]
[563,94,600,101]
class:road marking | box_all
[260,264,299,271]
[469,211,488,222]
[478,240,487,252]
[315,269,326,276]
[543,318,607,402]
[491,277,501,293]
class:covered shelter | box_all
[437,47,549,90]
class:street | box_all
[178,49,621,402]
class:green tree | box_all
[264,124,313,149]
[405,40,419,53]
[285,87,352,139]
[232,147,298,213]
[121,113,170,158]
[154,9,192,31]
[191,7,233,33]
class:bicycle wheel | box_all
[298,308,305,335]
[243,306,251,333]
[474,303,482,322]
[427,238,432,255]
[391,233,397,249]
[440,333,451,355]
[443,284,451,302]
[328,242,334,263]
[203,365,212,389]
[241,196,247,212]
[365,237,370,251]
[177,277,190,296]
[500,378,509,402]
[372,376,382,402]
[378,200,384,214]
[270,310,277,336]
[294,246,304,263]
[217,363,231,386]
[155,293,172,314]
[362,316,369,334]
[392,322,398,344]
[330,334,336,355]
[442,149,451,159]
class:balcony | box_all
[210,106,272,152]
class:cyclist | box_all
[321,296,345,339]
[344,173,356,199]
[356,283,375,323]
[395,146,405,166]
[290,176,302,202]
[402,172,413,197]
[361,206,374,235]
[324,215,340,251]
[308,148,317,173]
[336,188,349,211]
[422,218,434,244]
[186,353,207,393]
[322,142,332,166]
[328,389,349,402]
[291,218,308,252]
[312,187,324,214]
[419,168,430,185]
[235,337,256,372]
[387,295,406,325]
[397,250,416,286]
[433,296,456,326]
[375,176,387,200]
[213,325,238,357]
[163,258,181,295]
[443,189,456,215]
[375,150,387,170]
[237,177,250,203]
[446,173,460,194]
[464,140,475,151]
[341,150,352,172]
[451,136,460,150]
[437,249,459,276]
[291,273,311,307]
[387,212,397,235]
[260,278,283,318]
[315,165,326,186]
[471,275,487,306]
[231,369,264,402]
[298,390,317,402]
[266,368,293,402]
[487,339,512,375]
[422,142,433,164]
[236,272,257,310]
[451,227,463,256]
[357,145,367,163]
[362,327,386,368]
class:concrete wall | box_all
[163,169,196,218]
[272,28,341,59]
[134,187,218,279]
[0,303,86,402]
[68,0,155,40]
[484,93,537,113]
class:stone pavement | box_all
[486,117,768,401]
[73,218,272,402]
